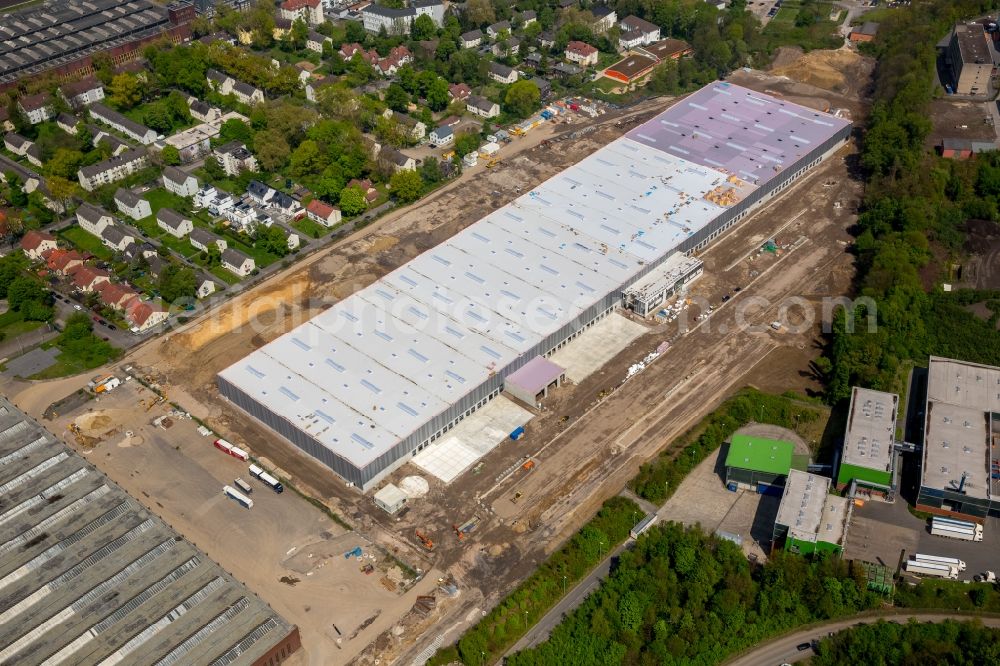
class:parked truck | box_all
[234,477,252,494]
[904,559,958,579]
[913,553,966,571]
[930,516,983,542]
[249,464,283,493]
[223,485,253,509]
[214,438,249,461]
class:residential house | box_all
[437,115,460,128]
[47,249,85,274]
[460,30,482,49]
[619,15,660,48]
[0,154,39,193]
[214,141,258,176]
[100,225,136,253]
[518,10,536,25]
[59,77,105,109]
[428,124,453,147]
[273,16,293,39]
[340,43,379,64]
[539,31,556,48]
[0,108,12,133]
[72,266,112,292]
[566,41,599,66]
[76,203,114,236]
[449,83,472,100]
[279,0,323,25]
[188,99,221,123]
[381,147,416,172]
[88,126,131,156]
[305,74,339,103]
[307,30,332,53]
[21,144,42,167]
[122,241,156,264]
[144,255,168,279]
[383,109,426,141]
[20,230,57,261]
[247,180,276,205]
[493,38,520,58]
[89,103,158,145]
[206,69,264,105]
[197,278,217,298]
[589,6,617,32]
[206,69,232,93]
[224,203,259,231]
[77,148,149,191]
[361,0,443,34]
[306,199,342,227]
[487,21,511,38]
[193,186,219,209]
[551,62,583,77]
[17,94,52,124]
[377,46,412,77]
[126,299,169,332]
[270,191,301,216]
[231,80,265,106]
[467,95,500,118]
[286,232,300,250]
[189,227,227,252]
[532,76,552,99]
[97,282,140,310]
[163,166,200,197]
[347,178,378,203]
[221,248,255,277]
[114,188,152,220]
[489,62,518,84]
[56,113,79,134]
[558,0,576,8]
[4,132,32,157]
[156,208,194,239]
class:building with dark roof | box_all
[0,0,194,90]
[89,103,158,145]
[0,395,302,665]
[945,22,998,95]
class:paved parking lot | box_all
[844,500,1000,579]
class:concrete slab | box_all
[550,314,647,384]
[411,396,533,483]
[3,347,59,378]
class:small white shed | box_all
[374,483,408,514]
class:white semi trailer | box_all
[930,517,983,542]
[904,559,958,579]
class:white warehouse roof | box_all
[219,82,851,474]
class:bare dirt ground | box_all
[960,218,1000,290]
[769,46,874,103]
[926,98,997,148]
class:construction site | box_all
[0,49,876,665]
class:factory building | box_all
[917,356,1000,519]
[0,0,194,90]
[218,82,852,491]
[773,469,850,555]
[724,434,802,494]
[837,386,898,493]
[945,22,997,96]
[0,396,300,665]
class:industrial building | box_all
[773,469,850,555]
[724,434,803,494]
[0,396,300,665]
[0,0,194,89]
[917,356,1000,519]
[944,22,997,95]
[218,82,852,491]
[837,386,898,492]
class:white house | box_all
[566,41,599,67]
[4,132,32,157]
[20,230,57,261]
[383,109,426,141]
[460,29,482,48]
[361,0,443,34]
[76,203,114,236]
[59,77,105,109]
[163,166,200,197]
[188,99,221,123]
[279,0,323,25]
[590,6,617,33]
[189,227,227,252]
[114,188,152,220]
[619,15,660,49]
[467,95,500,119]
[156,208,194,239]
[17,94,52,125]
[487,20,510,38]
[429,124,454,147]
[89,103,158,145]
[381,147,416,172]
[214,141,258,177]
[305,199,342,227]
[221,248,255,277]
[307,29,332,53]
[488,62,518,84]
[77,149,149,191]
[100,225,136,252]
[197,279,217,298]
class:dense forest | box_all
[818,0,1000,400]
[812,620,1000,665]
[506,522,880,665]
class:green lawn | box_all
[291,216,329,239]
[0,309,45,340]
[60,226,113,260]
[771,6,799,24]
[207,263,242,285]
[29,339,121,380]
[144,188,193,216]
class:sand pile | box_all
[771,47,863,93]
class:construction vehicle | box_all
[415,530,435,550]
[522,459,535,472]
[975,571,997,583]
[453,517,479,540]
[485,158,501,169]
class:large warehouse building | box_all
[836,386,898,492]
[218,82,852,490]
[773,469,850,555]
[917,356,1000,519]
[0,397,301,665]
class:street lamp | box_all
[562,574,567,595]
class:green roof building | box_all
[773,469,850,555]
[725,434,798,493]
[837,386,897,491]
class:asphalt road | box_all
[724,612,1000,666]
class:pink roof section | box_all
[505,355,565,394]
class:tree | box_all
[420,157,441,185]
[108,73,145,110]
[255,225,289,256]
[6,174,27,207]
[143,103,173,133]
[389,169,423,202]
[46,176,79,211]
[7,276,47,312]
[289,139,324,177]
[161,145,181,166]
[45,148,84,179]
[158,265,197,304]
[385,83,410,112]
[504,80,541,118]
[454,132,480,157]
[466,0,495,26]
[291,18,309,50]
[253,128,291,171]
[219,118,254,147]
[425,76,450,111]
[339,186,367,216]
[411,14,437,40]
[0,256,24,299]
[345,20,366,44]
